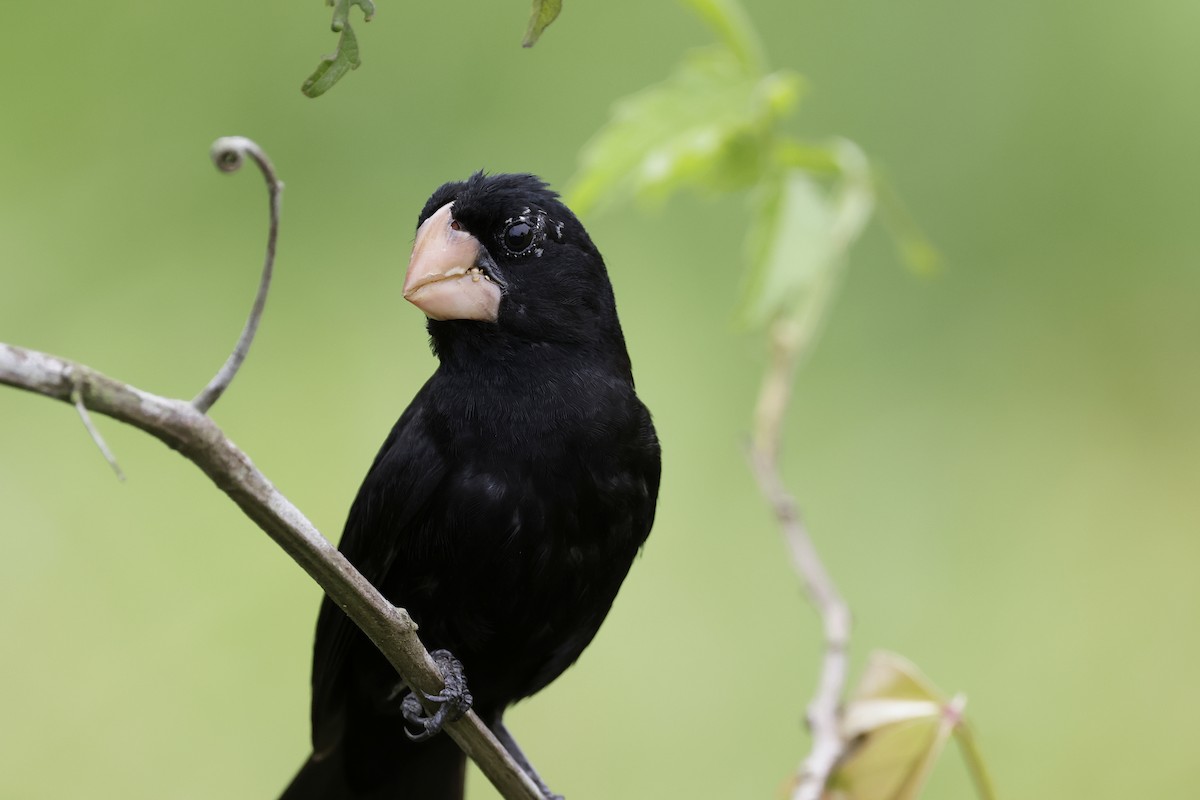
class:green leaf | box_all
[737,139,873,328]
[522,0,562,47]
[681,0,765,70]
[330,0,376,30]
[739,170,835,327]
[302,0,375,98]
[566,45,802,214]
[302,22,362,98]
[772,139,840,175]
[874,166,942,275]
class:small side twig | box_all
[747,318,852,800]
[192,137,283,414]
[68,369,125,481]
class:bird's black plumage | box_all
[281,173,661,800]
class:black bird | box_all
[281,173,661,800]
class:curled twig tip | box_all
[211,136,256,174]
[193,137,283,414]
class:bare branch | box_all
[747,319,852,800]
[0,343,542,800]
[192,137,283,414]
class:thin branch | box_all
[747,319,852,800]
[0,342,543,800]
[748,446,849,800]
[192,137,283,414]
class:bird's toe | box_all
[401,649,473,742]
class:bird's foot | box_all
[401,649,474,742]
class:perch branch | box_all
[0,343,542,800]
[0,137,541,799]
[747,318,852,800]
[192,136,283,414]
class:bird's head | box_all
[404,173,626,359]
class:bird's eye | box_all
[503,221,536,255]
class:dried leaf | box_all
[827,652,964,800]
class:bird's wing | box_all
[633,399,662,540]
[309,391,448,757]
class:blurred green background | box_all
[2,1,1198,798]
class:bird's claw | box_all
[402,649,473,742]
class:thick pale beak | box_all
[403,202,502,322]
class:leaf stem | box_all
[956,719,1000,800]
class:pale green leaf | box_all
[681,0,765,70]
[739,170,834,326]
[773,139,840,175]
[522,0,562,47]
[824,139,875,252]
[566,46,802,214]
[737,139,873,328]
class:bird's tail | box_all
[279,733,466,800]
